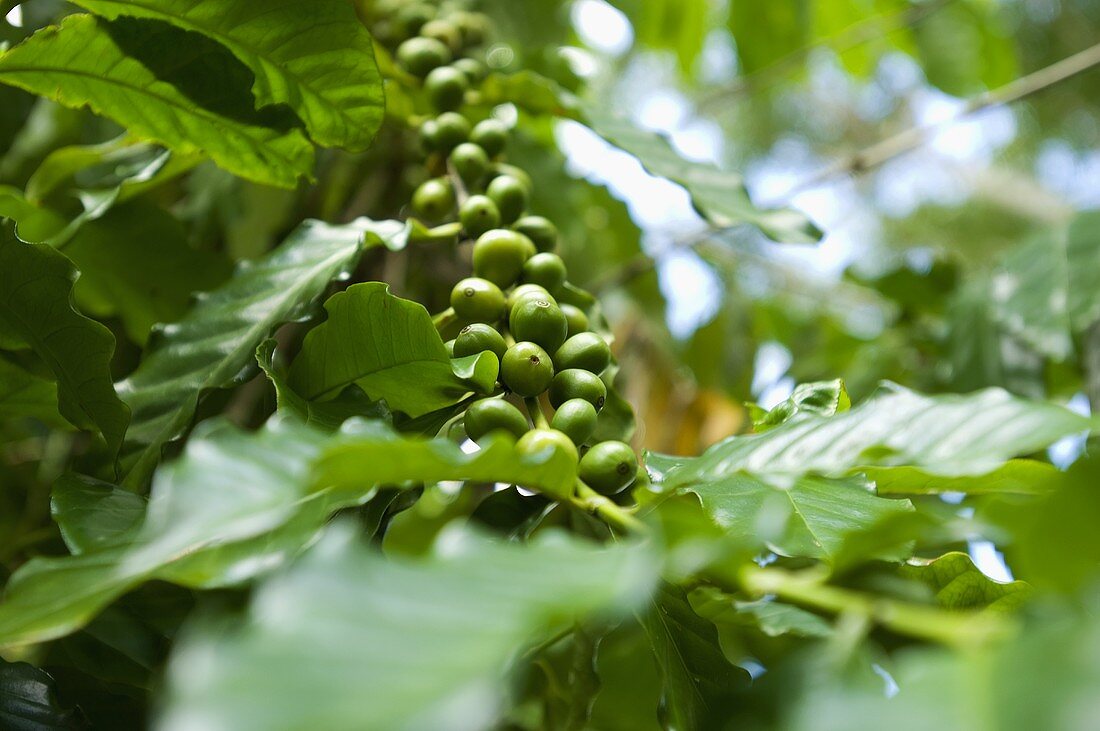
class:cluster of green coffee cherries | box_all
[372,2,640,499]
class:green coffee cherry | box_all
[418,119,441,153]
[425,66,468,111]
[560,303,589,337]
[515,429,579,498]
[452,57,487,83]
[549,369,606,410]
[434,112,471,151]
[551,398,598,445]
[501,341,554,396]
[459,195,501,237]
[453,323,507,359]
[464,398,529,442]
[493,164,533,193]
[450,277,506,323]
[508,283,556,309]
[450,142,490,185]
[394,3,434,38]
[512,215,558,253]
[472,229,535,287]
[470,118,508,157]
[487,175,529,223]
[522,252,567,292]
[411,178,455,222]
[510,297,568,353]
[420,18,463,53]
[554,332,611,374]
[396,37,451,77]
[453,11,491,47]
[579,441,638,495]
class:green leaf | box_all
[867,459,1060,496]
[752,378,850,431]
[913,1,1018,97]
[582,105,822,244]
[51,473,146,555]
[64,201,233,344]
[989,230,1074,361]
[656,383,1092,489]
[67,0,384,150]
[0,414,579,648]
[692,587,832,638]
[256,340,390,432]
[159,524,656,731]
[0,659,85,729]
[315,419,579,500]
[639,583,749,730]
[116,218,385,487]
[0,355,64,426]
[288,282,498,418]
[1066,210,1100,330]
[0,15,314,187]
[727,0,810,73]
[900,552,1031,612]
[687,474,913,562]
[0,221,128,456]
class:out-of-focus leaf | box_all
[1066,210,1100,330]
[64,202,233,344]
[614,0,709,77]
[900,552,1031,612]
[692,587,832,638]
[990,231,1073,361]
[0,414,581,648]
[914,1,1017,97]
[727,0,810,73]
[582,106,821,244]
[0,221,128,456]
[68,0,384,150]
[158,524,655,731]
[867,459,1060,496]
[480,71,581,116]
[655,383,1092,489]
[589,621,663,731]
[0,659,85,730]
[0,356,64,426]
[688,473,912,562]
[0,15,313,187]
[288,282,498,418]
[116,218,391,488]
[639,583,749,730]
[51,474,146,555]
[751,378,850,431]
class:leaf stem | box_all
[571,478,649,536]
[432,307,456,332]
[738,564,1014,648]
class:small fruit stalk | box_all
[366,1,645,533]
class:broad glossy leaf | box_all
[900,552,1031,612]
[255,340,390,432]
[692,587,832,638]
[159,524,655,731]
[68,0,384,150]
[0,221,128,455]
[751,378,850,432]
[64,201,233,344]
[289,282,498,418]
[116,218,387,487]
[0,15,313,187]
[0,659,84,729]
[688,473,912,562]
[639,583,749,730]
[51,474,146,555]
[656,383,1092,489]
[582,106,822,244]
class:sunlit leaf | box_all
[900,552,1031,612]
[751,378,850,431]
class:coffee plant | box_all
[1,0,1100,729]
